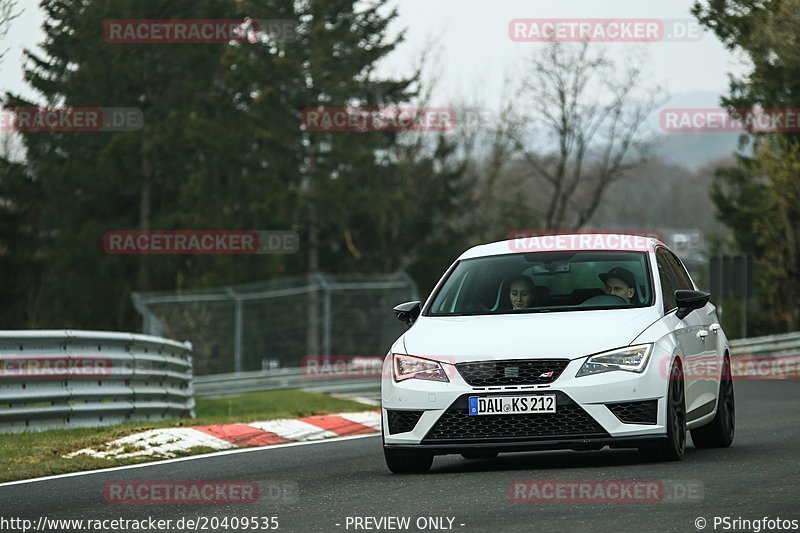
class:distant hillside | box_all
[646,91,745,171]
[649,130,741,171]
[589,156,734,244]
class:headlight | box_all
[576,344,653,377]
[393,354,449,382]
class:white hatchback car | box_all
[381,234,735,473]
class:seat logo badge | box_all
[504,367,519,378]
[539,371,554,378]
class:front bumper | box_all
[381,347,671,450]
[384,436,668,456]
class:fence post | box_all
[131,292,164,336]
[226,287,244,373]
[315,273,332,361]
[739,254,748,339]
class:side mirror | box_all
[674,290,710,320]
[393,301,421,327]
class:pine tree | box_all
[4,0,293,328]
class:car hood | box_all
[400,308,659,362]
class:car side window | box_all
[656,249,678,314]
[665,252,694,290]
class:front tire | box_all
[384,448,433,474]
[691,356,735,448]
[639,360,686,462]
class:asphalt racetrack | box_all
[1,380,798,533]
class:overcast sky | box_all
[1,0,748,108]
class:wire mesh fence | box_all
[131,272,419,376]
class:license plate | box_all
[468,395,556,416]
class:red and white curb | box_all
[66,411,381,460]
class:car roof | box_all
[458,233,666,260]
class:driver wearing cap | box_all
[599,267,637,304]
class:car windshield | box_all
[427,251,653,316]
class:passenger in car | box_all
[599,267,637,304]
[509,276,535,310]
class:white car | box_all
[381,234,735,473]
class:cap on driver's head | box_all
[599,267,636,289]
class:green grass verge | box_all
[0,389,375,483]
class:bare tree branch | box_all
[499,42,665,230]
[0,0,21,65]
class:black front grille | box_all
[423,392,609,443]
[607,400,658,425]
[387,410,424,434]
[456,359,571,386]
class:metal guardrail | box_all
[193,366,380,398]
[194,331,800,399]
[0,330,194,433]
[729,332,800,358]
